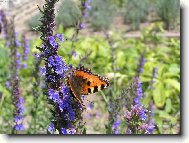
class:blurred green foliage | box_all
[56,0,81,29]
[89,0,117,31]
[26,13,42,31]
[26,0,180,31]
[0,20,180,134]
[58,23,180,134]
[122,0,149,30]
[155,0,180,30]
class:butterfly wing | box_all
[68,73,86,103]
[68,66,110,103]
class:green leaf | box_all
[164,79,180,92]
[165,98,172,113]
[153,83,166,108]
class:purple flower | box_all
[52,92,60,103]
[48,89,55,99]
[54,56,67,74]
[134,98,141,106]
[133,78,143,106]
[21,63,27,68]
[112,117,120,134]
[18,97,24,104]
[6,42,10,47]
[124,110,131,120]
[71,50,77,57]
[48,123,55,134]
[61,128,76,134]
[56,34,64,42]
[34,53,41,59]
[48,89,60,103]
[87,103,94,110]
[49,36,58,48]
[140,108,147,121]
[16,97,25,115]
[79,23,86,29]
[47,75,56,83]
[48,56,55,67]
[131,105,140,116]
[82,11,88,18]
[14,115,24,123]
[22,34,30,61]
[60,85,70,95]
[147,120,155,134]
[138,123,148,131]
[15,39,21,47]
[5,80,10,89]
[67,107,75,121]
[16,52,21,69]
[19,106,24,114]
[14,123,24,131]
[68,128,76,134]
[59,101,69,112]
[44,48,50,55]
[85,0,92,10]
[40,67,46,75]
[61,128,68,134]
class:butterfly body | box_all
[68,66,110,103]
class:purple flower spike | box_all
[37,0,83,134]
[140,109,147,121]
[147,120,155,134]
[112,116,120,134]
[124,77,156,134]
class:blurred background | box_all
[0,0,180,134]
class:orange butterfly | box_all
[68,66,110,103]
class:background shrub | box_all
[155,0,180,30]
[56,0,81,29]
[27,13,42,31]
[89,0,117,31]
[122,0,149,30]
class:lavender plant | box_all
[149,67,158,90]
[124,77,155,134]
[103,36,155,133]
[21,33,30,62]
[36,0,85,134]
[9,19,25,133]
[69,0,92,61]
[0,10,11,90]
[0,10,9,46]
[104,32,119,134]
[136,50,146,77]
[28,53,49,134]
